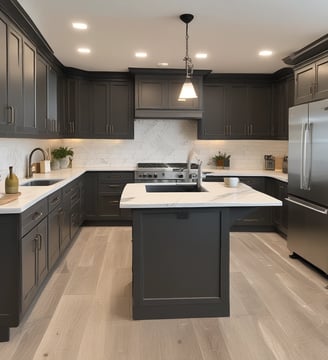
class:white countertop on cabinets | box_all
[0,166,286,214]
[120,182,282,209]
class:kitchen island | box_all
[120,182,281,319]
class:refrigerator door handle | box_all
[286,196,328,215]
[301,122,312,190]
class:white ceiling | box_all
[17,0,328,74]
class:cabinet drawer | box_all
[48,189,62,213]
[21,199,47,236]
[98,183,125,194]
[98,172,134,183]
[98,195,121,216]
[239,177,265,191]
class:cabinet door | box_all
[315,57,328,100]
[7,25,23,131]
[36,55,48,135]
[19,38,36,135]
[48,207,61,270]
[0,17,10,134]
[66,79,77,136]
[225,84,248,137]
[248,84,272,138]
[294,64,315,104]
[92,82,108,137]
[47,67,58,135]
[109,81,133,139]
[198,83,226,139]
[77,80,91,137]
[21,218,47,314]
[136,78,167,109]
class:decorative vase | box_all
[5,166,19,194]
[216,159,224,168]
[59,157,69,169]
[51,159,60,170]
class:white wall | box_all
[0,138,60,180]
[0,119,288,180]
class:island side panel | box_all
[132,207,231,319]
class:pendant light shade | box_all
[178,78,197,100]
[178,13,198,101]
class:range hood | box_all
[130,68,211,120]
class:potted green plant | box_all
[212,151,231,169]
[51,146,74,169]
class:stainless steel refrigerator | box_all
[288,98,328,275]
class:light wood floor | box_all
[0,227,327,360]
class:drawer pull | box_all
[32,211,43,221]
[109,200,120,204]
[107,185,121,188]
[51,196,60,204]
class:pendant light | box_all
[178,13,198,101]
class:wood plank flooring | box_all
[0,227,327,360]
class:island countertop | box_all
[120,182,282,209]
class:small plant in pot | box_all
[212,151,231,169]
[51,147,74,169]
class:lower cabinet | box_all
[21,218,48,314]
[0,175,85,342]
[266,178,288,237]
[204,176,287,232]
[84,171,134,223]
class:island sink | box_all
[145,184,205,193]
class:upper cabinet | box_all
[272,71,294,140]
[36,55,59,137]
[294,56,328,104]
[198,77,273,140]
[64,76,133,139]
[132,69,209,119]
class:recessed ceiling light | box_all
[158,62,169,66]
[259,50,273,57]
[77,47,91,54]
[72,22,88,30]
[135,52,147,58]
[195,53,208,59]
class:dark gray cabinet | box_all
[199,80,272,139]
[0,17,9,134]
[272,74,294,140]
[65,78,91,138]
[7,24,23,133]
[92,80,133,138]
[266,178,288,237]
[294,55,328,104]
[134,74,203,119]
[84,171,133,223]
[47,190,63,270]
[21,217,47,314]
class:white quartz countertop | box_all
[120,182,282,209]
[0,166,286,214]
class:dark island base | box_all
[132,207,254,320]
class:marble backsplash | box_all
[0,119,288,180]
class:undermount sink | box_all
[145,184,206,193]
[21,179,63,186]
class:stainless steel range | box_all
[135,162,198,183]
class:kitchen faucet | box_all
[27,148,47,178]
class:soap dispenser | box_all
[5,166,19,194]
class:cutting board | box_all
[0,192,21,205]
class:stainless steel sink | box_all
[21,179,63,186]
[145,184,206,193]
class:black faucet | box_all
[27,148,46,178]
